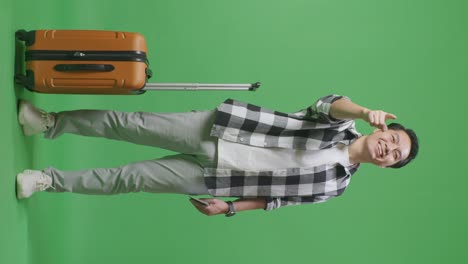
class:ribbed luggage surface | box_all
[16,30,151,94]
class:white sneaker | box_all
[16,169,54,199]
[18,100,55,136]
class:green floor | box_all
[2,0,468,264]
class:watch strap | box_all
[225,201,236,217]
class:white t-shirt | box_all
[217,139,353,171]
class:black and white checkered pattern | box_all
[204,95,361,210]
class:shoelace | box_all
[36,173,56,191]
[39,110,54,129]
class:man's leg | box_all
[43,154,210,195]
[43,108,217,155]
[17,103,218,198]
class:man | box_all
[16,95,419,217]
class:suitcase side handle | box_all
[54,64,115,72]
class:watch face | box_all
[226,211,236,217]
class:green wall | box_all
[1,0,467,264]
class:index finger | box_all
[381,123,388,131]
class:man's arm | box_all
[190,198,266,216]
[329,97,397,131]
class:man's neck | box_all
[348,136,369,164]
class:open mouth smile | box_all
[376,140,384,159]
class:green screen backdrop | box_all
[1,0,467,264]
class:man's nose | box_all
[386,142,398,153]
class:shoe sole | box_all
[16,173,27,199]
[18,100,39,136]
[18,100,27,126]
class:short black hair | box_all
[387,123,419,169]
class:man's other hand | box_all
[190,198,229,216]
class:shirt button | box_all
[239,138,244,142]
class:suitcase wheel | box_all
[15,30,36,46]
[15,71,35,91]
[14,74,25,85]
[130,89,146,95]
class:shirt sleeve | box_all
[292,94,351,123]
[264,196,333,211]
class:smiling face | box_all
[364,128,412,168]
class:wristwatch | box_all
[225,201,236,217]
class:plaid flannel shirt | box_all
[204,95,362,211]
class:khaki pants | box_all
[43,109,217,195]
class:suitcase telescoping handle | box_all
[143,82,261,91]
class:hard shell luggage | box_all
[14,29,260,95]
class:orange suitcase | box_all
[15,29,260,94]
